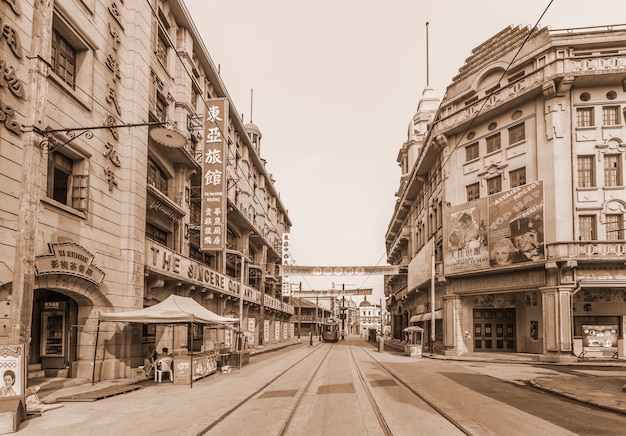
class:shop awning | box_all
[99,294,239,325]
[409,309,443,323]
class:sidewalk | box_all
[383,338,626,416]
[29,339,304,405]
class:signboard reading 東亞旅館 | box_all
[201,99,228,251]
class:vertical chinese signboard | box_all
[201,99,229,251]
[281,233,292,296]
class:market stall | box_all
[402,326,424,357]
[96,295,238,387]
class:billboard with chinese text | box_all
[201,99,228,251]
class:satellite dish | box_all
[149,126,186,148]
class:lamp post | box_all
[226,249,248,368]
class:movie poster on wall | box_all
[444,198,489,273]
[488,181,544,267]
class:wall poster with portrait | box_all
[443,181,544,274]
[0,345,24,398]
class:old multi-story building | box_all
[357,298,382,338]
[0,0,292,383]
[386,24,626,361]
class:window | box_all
[156,33,168,67]
[606,214,623,240]
[465,142,479,162]
[487,175,502,195]
[509,168,526,188]
[52,29,76,88]
[466,182,480,201]
[579,215,596,240]
[604,154,622,187]
[486,133,501,154]
[51,13,94,107]
[146,223,168,245]
[577,156,596,187]
[508,123,525,144]
[576,107,594,127]
[602,106,620,126]
[155,92,168,122]
[147,157,169,194]
[46,151,89,211]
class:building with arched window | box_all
[1,0,292,382]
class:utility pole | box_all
[10,0,54,346]
[431,255,436,352]
[298,282,302,340]
[341,284,345,340]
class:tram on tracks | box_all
[321,321,340,342]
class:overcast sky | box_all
[184,0,623,305]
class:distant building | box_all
[386,24,626,361]
[358,299,382,337]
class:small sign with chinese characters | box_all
[34,242,105,285]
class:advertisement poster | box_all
[488,181,544,267]
[443,180,544,274]
[0,345,24,398]
[582,325,618,350]
[444,198,489,273]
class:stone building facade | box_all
[386,25,626,361]
[0,0,292,381]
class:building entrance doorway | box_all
[473,308,515,352]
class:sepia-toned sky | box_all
[184,0,623,305]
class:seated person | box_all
[155,348,172,369]
[143,345,158,377]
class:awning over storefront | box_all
[409,309,443,323]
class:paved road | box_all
[16,338,626,435]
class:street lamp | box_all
[225,249,249,367]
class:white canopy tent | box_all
[98,294,239,325]
[95,295,239,387]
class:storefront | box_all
[444,268,547,355]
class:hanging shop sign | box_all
[201,98,228,251]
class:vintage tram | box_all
[321,321,340,342]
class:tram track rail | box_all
[352,341,474,435]
[197,343,334,435]
[198,339,474,435]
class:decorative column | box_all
[540,286,577,362]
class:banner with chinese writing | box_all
[279,265,400,276]
[201,99,228,251]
